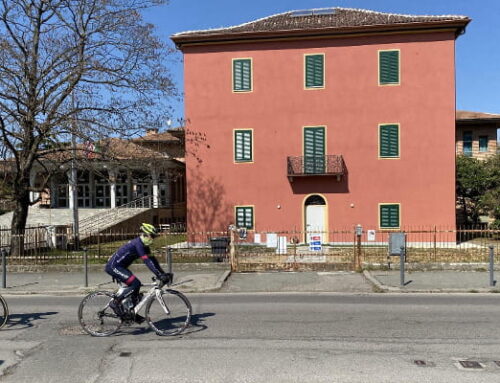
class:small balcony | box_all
[287,155,346,182]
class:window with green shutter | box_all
[380,204,400,229]
[379,50,400,85]
[379,124,399,158]
[233,59,252,92]
[234,130,252,162]
[305,54,324,88]
[303,127,325,173]
[235,206,254,229]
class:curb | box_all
[362,270,500,293]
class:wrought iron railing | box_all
[287,155,345,179]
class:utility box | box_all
[388,232,406,256]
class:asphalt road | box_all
[1,293,500,382]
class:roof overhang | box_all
[172,19,470,49]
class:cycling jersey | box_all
[105,237,164,285]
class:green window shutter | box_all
[236,207,254,229]
[233,59,252,91]
[380,204,400,228]
[305,55,324,88]
[379,125,399,157]
[234,130,252,162]
[304,127,325,173]
[379,51,399,85]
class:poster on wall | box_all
[367,230,376,241]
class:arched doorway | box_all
[304,194,327,244]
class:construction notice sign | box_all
[309,235,322,252]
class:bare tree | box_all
[0,0,176,255]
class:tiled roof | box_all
[172,7,470,46]
[456,110,500,121]
[133,131,180,143]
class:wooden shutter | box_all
[233,59,252,91]
[235,130,252,162]
[305,55,324,88]
[380,204,400,228]
[236,207,254,229]
[379,124,399,157]
[304,127,325,173]
[379,51,399,85]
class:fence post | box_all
[229,226,237,272]
[489,245,496,287]
[83,247,88,288]
[1,248,6,289]
[400,246,405,287]
[166,246,173,274]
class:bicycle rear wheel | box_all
[0,294,8,329]
[78,291,122,337]
[145,289,191,336]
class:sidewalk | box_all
[0,264,231,295]
[1,265,500,295]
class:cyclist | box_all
[105,223,172,322]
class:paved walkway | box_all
[1,265,500,295]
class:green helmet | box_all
[140,223,158,237]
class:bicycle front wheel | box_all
[145,289,192,336]
[78,291,122,337]
[0,294,8,329]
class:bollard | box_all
[1,249,6,289]
[489,245,496,287]
[83,247,88,288]
[400,246,405,287]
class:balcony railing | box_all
[287,155,345,181]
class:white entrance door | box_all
[306,205,326,243]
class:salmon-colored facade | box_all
[174,10,469,235]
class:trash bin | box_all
[210,237,230,260]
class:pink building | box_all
[172,8,470,238]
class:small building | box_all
[455,110,500,159]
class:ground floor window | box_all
[235,206,254,229]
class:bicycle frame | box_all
[132,283,170,316]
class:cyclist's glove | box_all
[159,273,173,285]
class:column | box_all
[66,169,75,210]
[152,170,159,208]
[109,170,117,209]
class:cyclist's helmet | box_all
[140,223,158,237]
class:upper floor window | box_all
[305,54,325,89]
[234,129,253,162]
[233,58,252,92]
[463,131,473,156]
[379,124,400,158]
[479,136,488,152]
[379,50,400,85]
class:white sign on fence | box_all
[309,234,322,252]
[266,233,278,248]
[254,233,261,244]
[367,230,376,241]
[276,236,287,254]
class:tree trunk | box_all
[10,188,30,257]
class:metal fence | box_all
[0,226,498,269]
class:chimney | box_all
[145,127,159,136]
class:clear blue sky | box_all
[143,0,500,128]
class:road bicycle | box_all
[78,277,191,337]
[0,293,8,329]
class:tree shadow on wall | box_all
[188,169,233,233]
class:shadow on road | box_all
[3,311,58,330]
[183,312,215,335]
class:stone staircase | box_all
[0,196,154,236]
